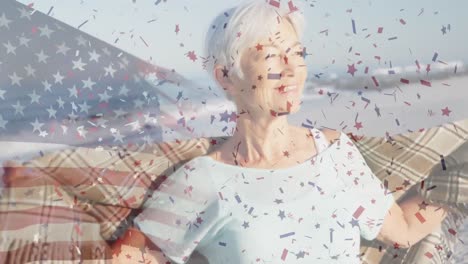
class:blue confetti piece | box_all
[432,52,438,62]
[352,19,356,34]
[248,207,254,214]
[280,232,295,238]
[218,242,227,246]
[235,194,242,203]
[440,154,447,170]
[267,73,281,79]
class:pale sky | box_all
[19,0,468,80]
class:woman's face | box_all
[216,17,308,116]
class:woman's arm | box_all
[376,192,450,248]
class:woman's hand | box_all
[376,191,449,248]
[111,227,171,264]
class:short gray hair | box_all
[203,0,306,101]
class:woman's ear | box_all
[213,64,236,96]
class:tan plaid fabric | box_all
[352,118,468,263]
[1,118,467,263]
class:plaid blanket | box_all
[1,118,467,263]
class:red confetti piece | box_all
[269,0,280,8]
[371,76,379,87]
[415,212,426,223]
[400,78,409,84]
[288,0,298,12]
[399,19,406,25]
[281,248,288,261]
[353,206,365,219]
[448,228,457,235]
[377,27,383,33]
[441,107,452,116]
[187,50,197,62]
[420,80,431,87]
[424,252,433,259]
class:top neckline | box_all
[197,127,343,173]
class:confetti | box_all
[440,155,447,170]
[267,73,281,79]
[281,248,288,261]
[46,6,54,16]
[279,232,295,238]
[448,228,457,235]
[139,36,149,47]
[415,212,426,223]
[353,206,365,219]
[400,78,409,84]
[77,20,88,29]
[351,19,356,34]
[286,1,299,13]
[420,80,431,87]
[269,0,280,8]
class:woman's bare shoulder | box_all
[320,128,342,144]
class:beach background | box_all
[1,0,467,261]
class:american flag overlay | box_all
[0,0,195,150]
[1,1,468,263]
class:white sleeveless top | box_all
[134,128,395,264]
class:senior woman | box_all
[113,1,450,263]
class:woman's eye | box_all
[266,54,278,60]
[295,51,304,57]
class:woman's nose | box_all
[280,55,296,78]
